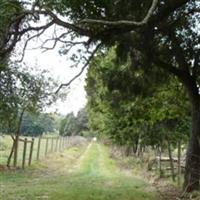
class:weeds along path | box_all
[0,142,158,200]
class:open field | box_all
[0,135,46,166]
[0,142,158,200]
[0,135,68,167]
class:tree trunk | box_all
[125,145,131,156]
[133,135,139,154]
[13,109,25,168]
[167,139,176,182]
[177,140,181,187]
[158,146,162,178]
[7,139,15,167]
[184,103,200,192]
[13,134,19,167]
[135,135,141,157]
[158,144,163,178]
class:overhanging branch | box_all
[80,0,158,27]
[39,10,91,37]
[55,43,102,94]
[17,28,48,62]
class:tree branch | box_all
[80,0,158,27]
[55,43,102,94]
[40,32,86,53]
[16,28,48,62]
[154,58,199,101]
[39,10,91,37]
[151,0,189,25]
[192,49,200,79]
[167,30,189,73]
[154,58,183,78]
[17,20,55,35]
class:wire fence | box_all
[0,136,69,169]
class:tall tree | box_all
[0,64,57,166]
[0,0,199,192]
[20,112,56,136]
[86,47,191,182]
[59,112,77,136]
[59,108,88,136]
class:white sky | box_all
[16,34,88,116]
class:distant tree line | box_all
[59,108,88,136]
[20,112,56,136]
[0,112,61,137]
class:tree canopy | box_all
[86,48,190,148]
[0,0,199,192]
[59,107,88,136]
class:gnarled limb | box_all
[81,0,158,27]
[55,43,102,94]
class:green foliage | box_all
[59,112,77,136]
[0,142,157,200]
[0,0,24,65]
[0,64,57,136]
[86,48,190,148]
[59,107,88,136]
[20,112,56,136]
[0,0,197,191]
[76,107,89,133]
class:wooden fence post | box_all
[64,137,66,149]
[158,145,162,177]
[51,137,54,153]
[68,136,70,147]
[62,137,65,149]
[37,136,41,160]
[60,137,62,151]
[65,137,67,148]
[55,137,59,152]
[59,137,62,152]
[61,137,63,151]
[28,138,34,166]
[167,139,175,182]
[22,138,27,169]
[62,137,63,149]
[13,136,19,167]
[63,137,65,149]
[61,137,64,151]
[66,136,68,148]
[177,140,181,186]
[45,138,49,156]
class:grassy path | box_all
[0,142,158,200]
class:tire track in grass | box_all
[65,141,158,200]
[0,141,159,200]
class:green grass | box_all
[0,135,61,166]
[0,142,158,200]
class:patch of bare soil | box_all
[0,164,19,172]
[0,164,9,171]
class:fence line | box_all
[22,138,27,169]
[14,136,68,169]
